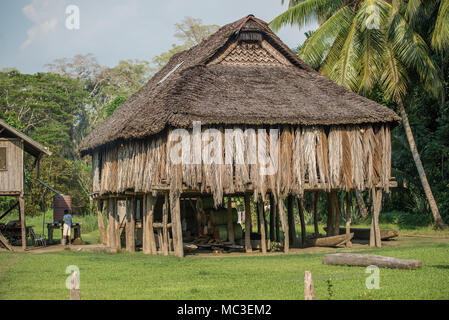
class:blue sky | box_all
[0,0,318,74]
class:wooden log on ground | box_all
[304,271,315,300]
[326,227,399,240]
[244,194,252,253]
[306,233,354,247]
[257,201,267,254]
[322,253,422,269]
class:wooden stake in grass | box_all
[304,271,315,300]
[70,271,80,300]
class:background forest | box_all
[1,8,448,226]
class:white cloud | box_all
[21,0,66,49]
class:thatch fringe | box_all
[95,124,392,207]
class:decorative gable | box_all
[208,39,293,67]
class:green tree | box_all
[271,0,449,228]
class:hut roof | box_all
[0,118,51,158]
[80,15,400,155]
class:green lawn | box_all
[1,236,448,300]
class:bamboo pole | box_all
[244,194,252,253]
[258,201,267,254]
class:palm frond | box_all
[431,0,449,52]
[269,0,341,32]
[380,42,409,103]
[299,6,355,69]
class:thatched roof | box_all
[80,15,400,155]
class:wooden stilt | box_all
[125,197,135,252]
[226,197,235,243]
[370,189,382,248]
[244,193,252,253]
[258,201,267,254]
[162,193,169,256]
[97,200,106,245]
[275,200,280,243]
[327,191,340,236]
[269,194,275,242]
[278,198,289,254]
[170,192,183,258]
[107,199,116,249]
[345,192,352,248]
[297,197,306,248]
[143,194,157,254]
[287,195,296,248]
[313,192,319,235]
[114,199,121,250]
[19,194,26,250]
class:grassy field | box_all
[1,235,448,300]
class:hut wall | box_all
[94,124,392,207]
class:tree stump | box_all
[304,271,315,300]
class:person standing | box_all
[62,209,72,245]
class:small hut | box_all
[80,15,400,257]
[0,119,51,250]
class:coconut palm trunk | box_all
[398,101,448,229]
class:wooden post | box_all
[170,192,183,258]
[275,202,280,242]
[269,194,275,242]
[304,271,315,300]
[313,192,319,235]
[97,200,106,245]
[370,189,382,248]
[327,191,340,236]
[297,197,306,248]
[258,201,267,254]
[278,198,289,254]
[287,195,296,248]
[125,197,135,252]
[143,194,157,254]
[19,194,26,250]
[226,197,235,243]
[70,271,80,300]
[244,194,252,253]
[345,192,352,248]
[162,193,169,256]
[107,198,116,249]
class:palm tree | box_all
[271,0,449,228]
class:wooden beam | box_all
[96,200,106,245]
[107,199,116,249]
[258,201,267,254]
[125,197,135,252]
[226,197,235,243]
[345,192,352,248]
[244,194,252,253]
[114,199,121,250]
[0,201,19,221]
